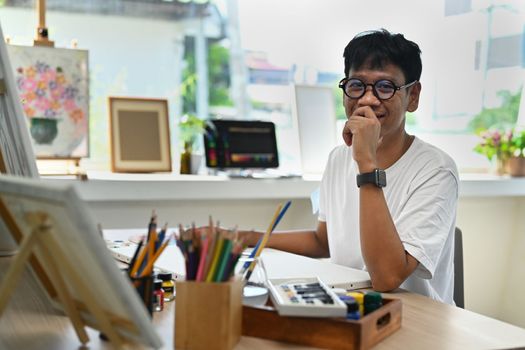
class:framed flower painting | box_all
[7,45,89,158]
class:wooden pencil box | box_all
[175,280,243,350]
[242,297,402,350]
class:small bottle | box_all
[153,279,164,312]
[347,292,364,317]
[158,273,175,302]
[344,296,360,320]
[363,291,382,315]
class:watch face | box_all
[376,169,386,187]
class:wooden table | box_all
[2,256,525,349]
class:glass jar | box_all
[158,273,175,302]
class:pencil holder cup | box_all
[129,274,154,316]
[175,279,243,350]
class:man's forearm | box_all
[359,186,416,291]
[240,229,330,258]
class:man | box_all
[244,29,459,304]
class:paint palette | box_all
[267,277,347,317]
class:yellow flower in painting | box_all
[51,100,61,110]
[37,80,47,90]
[26,67,36,78]
[56,74,65,85]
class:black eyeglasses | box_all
[338,78,417,101]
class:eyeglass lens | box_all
[345,79,396,100]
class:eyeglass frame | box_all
[338,77,418,101]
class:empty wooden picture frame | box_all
[109,97,172,173]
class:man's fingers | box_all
[342,121,353,146]
[353,106,378,120]
[343,129,353,146]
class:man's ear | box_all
[407,82,421,112]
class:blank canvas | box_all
[292,85,338,175]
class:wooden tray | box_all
[242,297,402,350]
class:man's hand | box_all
[342,106,382,172]
[191,225,261,247]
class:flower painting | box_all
[7,45,89,158]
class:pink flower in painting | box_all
[34,97,51,111]
[14,60,84,123]
[20,78,37,91]
[42,69,56,83]
[51,86,64,100]
[63,99,76,112]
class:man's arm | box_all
[345,106,418,291]
[359,185,418,291]
[240,221,330,258]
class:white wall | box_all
[457,197,525,326]
[500,198,525,328]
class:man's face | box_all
[343,63,421,143]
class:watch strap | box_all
[356,169,386,188]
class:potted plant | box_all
[508,129,525,177]
[178,114,205,174]
[473,128,513,175]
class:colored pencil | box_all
[128,237,144,276]
[241,203,283,274]
[206,235,225,282]
[215,239,233,282]
[195,236,210,281]
[201,226,219,280]
[130,243,148,277]
[139,234,172,277]
[244,201,292,280]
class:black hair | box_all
[343,29,422,83]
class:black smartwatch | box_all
[356,169,386,188]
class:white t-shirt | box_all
[318,137,459,304]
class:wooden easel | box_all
[0,202,126,347]
[33,0,54,48]
[31,0,88,180]
[36,158,88,180]
[0,194,136,348]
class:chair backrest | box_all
[454,227,464,308]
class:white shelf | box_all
[43,171,525,202]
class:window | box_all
[1,0,524,173]
[233,0,525,172]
